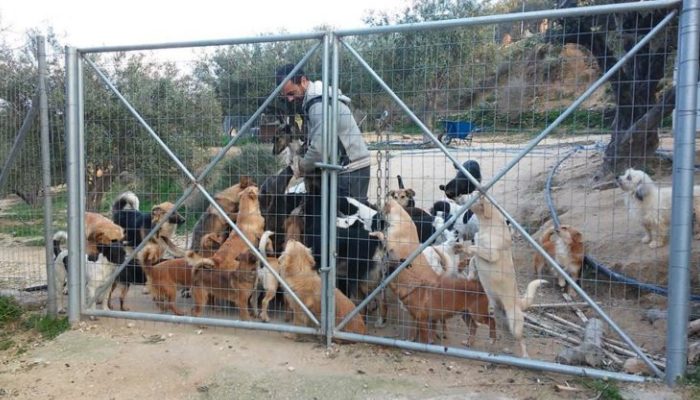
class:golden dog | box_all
[277,240,366,336]
[616,168,700,248]
[534,225,585,294]
[236,185,265,242]
[466,195,546,358]
[190,176,255,254]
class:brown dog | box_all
[278,240,366,336]
[388,188,416,208]
[533,225,584,294]
[385,257,496,345]
[85,212,124,260]
[189,250,258,319]
[145,257,192,315]
[190,176,255,255]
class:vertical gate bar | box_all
[77,56,87,312]
[327,31,339,345]
[666,0,700,385]
[0,96,38,193]
[64,47,81,324]
[37,36,56,316]
[319,31,332,344]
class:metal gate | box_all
[62,0,698,385]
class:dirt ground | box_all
[1,133,699,398]
[0,319,689,400]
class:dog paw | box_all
[142,287,150,295]
[374,318,386,328]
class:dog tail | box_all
[186,250,215,278]
[112,191,140,212]
[259,230,274,258]
[397,175,405,189]
[520,279,548,310]
[52,230,68,258]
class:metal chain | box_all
[375,116,383,207]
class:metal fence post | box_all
[327,31,340,346]
[666,0,700,386]
[38,36,56,316]
[64,47,81,324]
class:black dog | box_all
[439,159,482,200]
[303,174,383,301]
[111,192,185,250]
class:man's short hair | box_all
[276,63,305,86]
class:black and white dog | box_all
[434,159,482,241]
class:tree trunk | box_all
[603,86,675,173]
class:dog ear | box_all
[407,189,416,198]
[236,251,259,264]
[239,176,256,189]
[387,190,396,198]
[634,182,647,201]
[569,228,584,244]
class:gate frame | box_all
[61,0,698,385]
[66,33,330,338]
[330,0,686,383]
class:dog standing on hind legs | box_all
[466,194,546,358]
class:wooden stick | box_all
[530,302,591,309]
[562,292,588,323]
[541,312,666,364]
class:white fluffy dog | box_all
[616,168,700,248]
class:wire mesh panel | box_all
[76,38,326,335]
[0,35,65,309]
[328,2,683,379]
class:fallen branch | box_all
[530,302,591,309]
[562,292,588,323]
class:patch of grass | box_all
[0,296,23,325]
[0,191,68,239]
[0,337,15,351]
[578,378,624,400]
[679,366,700,397]
[22,314,70,340]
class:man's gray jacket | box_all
[300,80,370,174]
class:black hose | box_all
[544,145,700,302]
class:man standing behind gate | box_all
[275,64,371,203]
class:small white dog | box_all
[616,168,700,248]
[52,230,115,312]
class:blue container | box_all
[442,120,476,139]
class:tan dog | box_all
[252,230,282,322]
[277,240,366,336]
[190,176,255,254]
[189,250,258,319]
[534,225,585,294]
[466,195,546,358]
[381,198,437,273]
[85,212,124,260]
[388,188,416,208]
[145,257,191,315]
[616,168,700,248]
[236,185,265,242]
